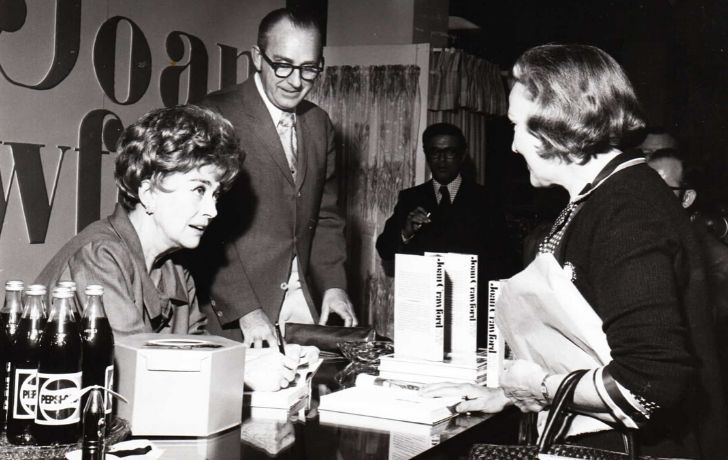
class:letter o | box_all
[93,16,151,105]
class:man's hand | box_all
[239,309,278,348]
[319,288,358,326]
[402,206,431,239]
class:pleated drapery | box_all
[428,49,507,184]
[308,65,421,337]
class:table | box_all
[150,359,519,460]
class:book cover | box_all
[394,254,445,361]
[318,374,460,425]
[424,252,479,357]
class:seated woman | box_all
[37,105,308,390]
[422,44,726,458]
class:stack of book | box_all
[318,253,506,427]
[378,349,489,385]
[318,374,461,425]
[389,252,504,388]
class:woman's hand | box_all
[419,382,511,413]
[499,359,550,413]
[244,343,304,391]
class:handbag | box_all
[284,322,375,353]
[469,370,662,460]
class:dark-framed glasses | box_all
[425,149,462,161]
[258,49,323,81]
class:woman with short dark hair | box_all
[37,105,242,337]
[423,44,726,458]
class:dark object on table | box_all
[468,370,661,460]
[285,323,376,353]
[0,417,129,460]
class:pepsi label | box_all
[13,368,37,419]
[104,364,114,414]
[35,371,82,425]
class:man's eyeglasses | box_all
[258,49,323,82]
[424,149,462,161]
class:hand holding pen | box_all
[402,206,431,240]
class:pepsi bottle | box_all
[2,280,24,426]
[81,285,114,428]
[1,280,25,338]
[7,284,47,445]
[56,280,82,320]
[34,286,82,445]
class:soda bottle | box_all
[2,280,24,426]
[34,286,82,445]
[81,388,106,460]
[7,284,47,445]
[56,280,82,320]
[1,280,25,338]
[81,285,114,428]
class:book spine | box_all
[466,255,478,352]
[432,256,445,361]
[486,280,504,388]
[378,370,486,385]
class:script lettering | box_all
[0,142,70,242]
[76,109,123,231]
[0,0,81,90]
[93,16,151,105]
[161,31,209,106]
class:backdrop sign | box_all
[0,0,281,283]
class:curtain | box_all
[428,49,507,184]
[308,65,421,338]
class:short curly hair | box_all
[114,105,242,210]
[512,44,646,164]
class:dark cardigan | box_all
[558,163,727,458]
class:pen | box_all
[274,322,286,354]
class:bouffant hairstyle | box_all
[422,123,467,153]
[257,8,322,52]
[512,44,646,164]
[114,105,242,210]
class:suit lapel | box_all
[423,180,438,211]
[241,80,295,186]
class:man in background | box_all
[376,123,514,344]
[647,148,728,396]
[196,8,356,347]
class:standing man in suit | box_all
[197,8,357,348]
[376,123,513,343]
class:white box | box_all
[115,334,246,437]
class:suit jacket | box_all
[376,179,511,283]
[195,78,347,331]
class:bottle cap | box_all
[26,284,47,296]
[52,286,74,298]
[4,280,24,291]
[57,280,77,292]
[85,284,104,296]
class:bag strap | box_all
[537,369,637,460]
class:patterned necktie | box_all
[277,112,298,178]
